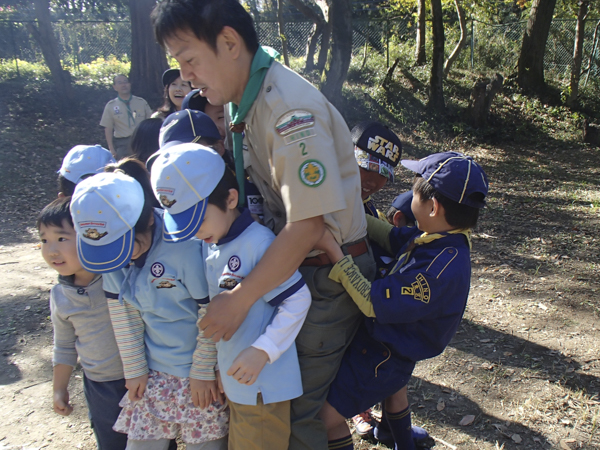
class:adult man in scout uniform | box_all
[152,1,376,449]
[100,74,152,160]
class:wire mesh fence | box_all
[0,17,598,81]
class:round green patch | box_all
[299,159,326,187]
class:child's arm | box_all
[329,255,376,317]
[366,214,395,255]
[190,305,223,409]
[106,297,148,401]
[52,364,74,416]
[227,283,311,385]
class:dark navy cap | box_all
[162,68,181,87]
[401,152,488,208]
[391,190,415,222]
[351,121,402,168]
[181,89,208,111]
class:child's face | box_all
[195,190,239,245]
[411,191,434,233]
[39,220,84,277]
[203,103,226,141]
[359,167,388,200]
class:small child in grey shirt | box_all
[37,197,127,449]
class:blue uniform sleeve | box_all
[179,238,209,300]
[370,246,470,325]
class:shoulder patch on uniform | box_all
[401,273,431,303]
[284,128,316,145]
[426,247,459,279]
[275,110,315,136]
[299,159,326,187]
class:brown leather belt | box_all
[300,239,369,267]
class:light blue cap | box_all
[59,145,115,184]
[70,172,144,273]
[150,142,225,242]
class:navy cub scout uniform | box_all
[328,225,472,417]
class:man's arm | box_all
[200,215,324,342]
[104,126,115,155]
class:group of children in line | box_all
[39,82,489,450]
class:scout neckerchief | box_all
[118,95,136,129]
[388,228,472,275]
[229,46,279,207]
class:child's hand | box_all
[125,374,148,401]
[216,370,224,395]
[227,347,269,385]
[53,389,73,416]
[190,378,224,409]
[314,228,344,263]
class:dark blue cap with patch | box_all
[401,151,488,208]
[391,190,415,222]
[181,89,208,112]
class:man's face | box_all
[113,76,131,96]
[165,28,239,106]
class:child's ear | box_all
[57,192,65,198]
[431,197,443,217]
[226,188,239,210]
[393,211,407,228]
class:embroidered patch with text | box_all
[284,128,316,145]
[275,110,315,136]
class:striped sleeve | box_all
[107,298,148,379]
[190,306,217,380]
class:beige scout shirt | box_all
[100,96,152,138]
[242,62,366,247]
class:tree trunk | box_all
[316,22,332,71]
[467,74,503,128]
[516,0,557,93]
[443,0,467,77]
[320,0,352,108]
[129,0,168,107]
[27,0,73,102]
[289,0,326,71]
[567,0,589,107]
[277,0,290,66]
[415,0,427,65]
[428,0,445,111]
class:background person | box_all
[100,74,152,160]
[152,68,193,119]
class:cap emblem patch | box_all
[159,194,177,208]
[83,228,108,240]
[299,160,326,187]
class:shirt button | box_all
[361,349,367,355]
[448,249,454,254]
[77,288,86,295]
[266,86,272,93]
[275,211,282,218]
[382,351,388,357]
[318,342,324,348]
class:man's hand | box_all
[190,378,224,409]
[314,227,344,263]
[125,374,148,401]
[53,389,73,416]
[227,347,269,385]
[200,289,252,342]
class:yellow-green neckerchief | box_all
[389,229,472,275]
[229,46,280,207]
[118,95,135,129]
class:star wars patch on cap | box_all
[299,160,326,187]
[276,110,315,136]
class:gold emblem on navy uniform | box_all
[156,280,176,289]
[219,278,239,290]
[83,228,108,240]
[299,159,326,187]
[159,194,177,208]
[367,135,401,164]
[401,273,431,303]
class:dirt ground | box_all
[0,79,599,450]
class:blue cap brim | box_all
[162,200,207,242]
[77,231,135,273]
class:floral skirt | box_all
[113,370,229,444]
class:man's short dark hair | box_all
[152,0,259,54]
[37,197,73,230]
[413,176,482,229]
[208,166,239,212]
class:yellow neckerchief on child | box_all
[388,228,472,276]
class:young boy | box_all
[37,197,127,449]
[316,151,489,450]
[57,144,115,197]
[150,143,311,450]
[351,121,402,219]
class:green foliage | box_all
[0,59,51,82]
